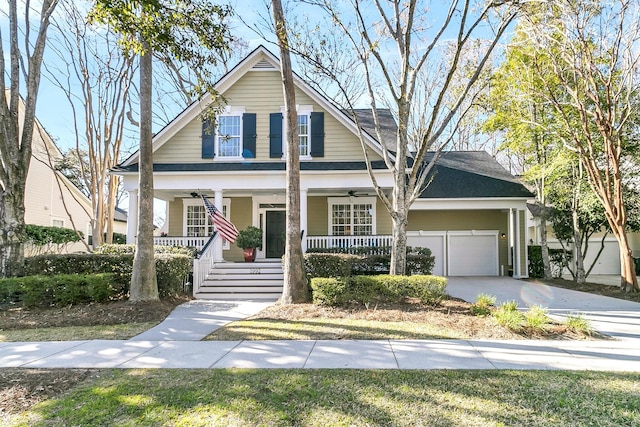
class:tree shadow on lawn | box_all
[205,318,470,340]
[26,369,639,426]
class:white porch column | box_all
[514,208,522,278]
[300,189,308,252]
[213,189,224,262]
[126,190,138,244]
[508,208,514,268]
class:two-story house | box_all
[113,46,532,298]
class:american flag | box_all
[201,194,239,244]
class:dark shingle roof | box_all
[114,207,128,222]
[111,161,389,173]
[418,151,534,199]
[347,109,397,150]
[113,151,531,199]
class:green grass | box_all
[563,314,594,335]
[0,322,158,342]
[205,318,470,340]
[8,369,640,426]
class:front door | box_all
[265,210,286,258]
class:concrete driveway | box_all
[445,277,640,341]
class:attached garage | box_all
[407,231,446,276]
[409,230,500,276]
[447,231,499,276]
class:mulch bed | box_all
[0,295,191,330]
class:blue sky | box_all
[3,0,509,154]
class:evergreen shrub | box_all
[0,273,120,307]
[310,275,447,306]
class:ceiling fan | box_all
[348,190,367,197]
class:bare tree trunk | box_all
[0,0,59,277]
[130,43,158,302]
[272,0,309,304]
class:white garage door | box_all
[407,232,446,276]
[448,231,499,276]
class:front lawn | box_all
[205,299,598,341]
[4,369,638,426]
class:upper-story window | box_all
[298,114,310,156]
[216,107,245,158]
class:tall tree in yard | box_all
[271,0,309,303]
[47,1,136,249]
[89,0,231,301]
[0,0,59,278]
[522,0,640,291]
[483,28,565,281]
[294,0,519,274]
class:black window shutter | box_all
[310,112,324,157]
[201,118,215,159]
[242,113,257,158]
[269,112,283,158]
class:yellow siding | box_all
[376,199,392,234]
[307,197,328,235]
[154,119,203,163]
[154,70,382,163]
[224,197,253,261]
[408,210,509,270]
[168,200,183,236]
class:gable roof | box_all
[121,45,391,167]
[348,109,398,151]
[418,151,533,199]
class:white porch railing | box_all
[306,235,393,251]
[192,234,218,295]
[154,236,208,250]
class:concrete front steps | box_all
[195,260,283,300]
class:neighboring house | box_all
[17,93,126,253]
[527,205,640,276]
[113,46,532,292]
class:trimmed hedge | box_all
[0,273,121,307]
[23,252,192,297]
[304,249,435,278]
[96,244,198,257]
[25,224,82,245]
[311,275,447,306]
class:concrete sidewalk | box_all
[1,338,638,370]
[1,278,639,371]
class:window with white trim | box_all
[183,198,231,249]
[298,114,309,156]
[52,219,65,228]
[328,197,375,236]
[215,107,245,159]
[282,105,312,158]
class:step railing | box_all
[192,232,217,295]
